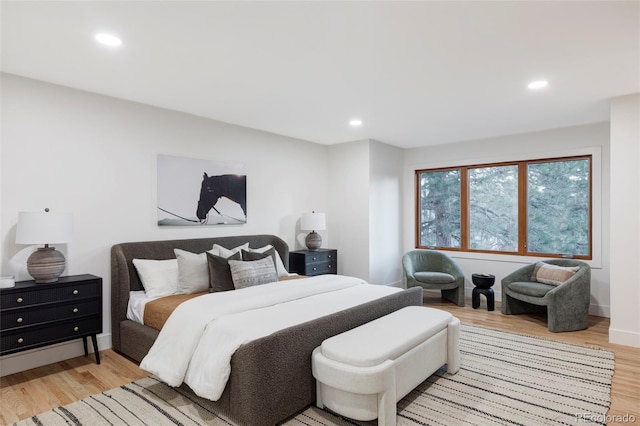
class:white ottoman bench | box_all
[312,306,460,426]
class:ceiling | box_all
[2,1,639,148]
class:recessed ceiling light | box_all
[95,33,122,47]
[349,119,363,127]
[527,80,548,90]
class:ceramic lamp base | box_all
[27,247,66,283]
[305,231,322,251]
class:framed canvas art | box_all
[157,154,247,226]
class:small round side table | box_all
[472,273,495,311]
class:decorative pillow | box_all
[207,251,242,292]
[241,247,278,270]
[229,256,278,289]
[174,249,211,294]
[246,244,288,277]
[532,262,580,286]
[132,258,179,299]
[211,243,249,259]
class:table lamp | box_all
[301,211,326,251]
[16,208,73,283]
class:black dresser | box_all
[0,274,103,364]
[289,249,338,276]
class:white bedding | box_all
[126,290,150,324]
[139,274,401,401]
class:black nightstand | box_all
[0,274,103,364]
[289,249,338,276]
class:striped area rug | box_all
[14,325,614,426]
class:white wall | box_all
[609,93,640,347]
[327,139,404,286]
[403,122,611,316]
[0,74,330,374]
[327,140,370,280]
[369,140,403,286]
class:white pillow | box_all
[247,244,288,277]
[174,249,210,294]
[211,243,250,259]
[132,258,179,300]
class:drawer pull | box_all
[328,265,332,268]
[73,289,79,295]
[18,338,24,344]
[74,326,79,332]
[73,307,79,313]
[17,317,23,323]
[17,297,23,303]
[312,267,317,271]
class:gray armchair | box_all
[402,250,465,306]
[501,259,591,332]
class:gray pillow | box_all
[229,256,278,289]
[241,247,277,266]
[207,251,241,292]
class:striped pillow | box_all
[229,256,278,289]
[532,262,579,286]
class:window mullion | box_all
[460,167,469,251]
[518,162,528,255]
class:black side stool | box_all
[472,273,495,311]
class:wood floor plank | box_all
[0,295,638,425]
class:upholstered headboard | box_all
[110,234,288,351]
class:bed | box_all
[111,234,423,425]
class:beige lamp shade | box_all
[16,211,73,244]
[301,212,326,231]
[16,210,73,283]
[301,212,326,251]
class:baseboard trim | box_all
[0,333,112,377]
[609,327,640,348]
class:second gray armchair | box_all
[502,259,591,332]
[402,250,465,306]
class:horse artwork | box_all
[157,154,246,226]
[196,173,247,224]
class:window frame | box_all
[414,155,593,260]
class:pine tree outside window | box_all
[415,156,592,259]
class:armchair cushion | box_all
[414,272,455,284]
[502,258,591,332]
[532,262,580,285]
[508,281,556,298]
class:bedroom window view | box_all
[416,155,592,259]
[527,158,591,256]
[469,164,518,252]
[416,169,461,248]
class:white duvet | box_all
[139,274,401,400]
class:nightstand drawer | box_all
[1,299,101,331]
[0,280,100,309]
[1,316,101,355]
[305,260,337,276]
[305,251,336,263]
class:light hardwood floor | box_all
[1,296,638,425]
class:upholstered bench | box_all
[311,306,460,426]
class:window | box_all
[468,164,518,252]
[417,169,461,248]
[415,156,592,259]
